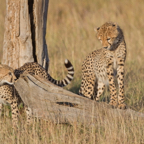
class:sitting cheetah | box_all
[79,22,127,109]
[0,59,74,126]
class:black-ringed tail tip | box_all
[50,59,74,87]
[62,59,74,86]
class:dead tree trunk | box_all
[2,0,49,70]
[14,73,144,125]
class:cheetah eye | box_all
[107,38,111,41]
[8,72,12,75]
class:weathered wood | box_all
[2,0,49,70]
[14,73,144,125]
[33,0,49,71]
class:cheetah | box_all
[79,22,127,109]
[0,65,19,126]
[14,59,74,87]
[0,59,74,126]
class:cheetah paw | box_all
[118,103,127,110]
[109,101,118,108]
[95,97,99,102]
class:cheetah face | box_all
[0,64,17,86]
[96,22,120,51]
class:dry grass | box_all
[0,0,144,143]
[0,110,144,144]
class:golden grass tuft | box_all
[0,0,144,143]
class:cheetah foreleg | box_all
[117,59,126,109]
[107,62,118,108]
[25,105,32,124]
[10,98,19,127]
[95,81,105,101]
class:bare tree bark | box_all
[2,0,49,70]
[14,73,144,125]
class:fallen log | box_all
[14,73,144,125]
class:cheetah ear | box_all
[112,23,117,27]
[94,27,100,32]
[97,27,100,30]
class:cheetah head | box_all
[0,64,17,86]
[96,22,123,51]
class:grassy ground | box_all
[0,0,144,143]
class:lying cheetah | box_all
[0,65,19,126]
[79,22,127,109]
[0,59,74,126]
[14,59,74,87]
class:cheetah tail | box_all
[49,59,74,87]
